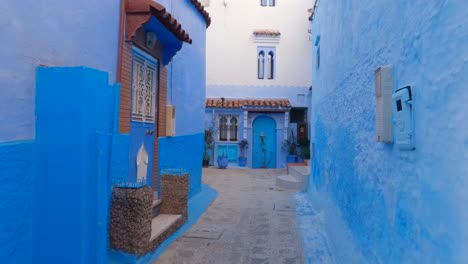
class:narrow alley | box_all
[155,168,331,264]
[1,0,467,263]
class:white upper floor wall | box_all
[205,0,313,87]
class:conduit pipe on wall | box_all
[117,0,126,82]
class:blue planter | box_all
[238,157,247,167]
[217,156,228,169]
[286,155,297,163]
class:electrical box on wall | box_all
[166,105,176,136]
[392,86,415,150]
[375,65,393,143]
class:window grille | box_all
[219,116,228,141]
[218,115,239,142]
[131,54,157,123]
[229,118,238,141]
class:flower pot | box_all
[217,156,228,169]
[238,157,247,167]
[286,155,297,163]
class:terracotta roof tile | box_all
[126,0,192,43]
[190,0,211,27]
[205,98,291,110]
[253,29,281,36]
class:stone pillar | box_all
[108,186,152,256]
[160,171,189,218]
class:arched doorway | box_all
[252,115,277,168]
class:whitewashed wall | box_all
[205,0,313,87]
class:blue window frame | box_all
[257,47,276,80]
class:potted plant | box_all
[203,128,214,167]
[217,150,228,169]
[238,139,248,167]
[283,129,297,163]
[298,138,310,163]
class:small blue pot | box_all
[238,157,247,167]
[217,156,228,169]
[286,155,297,163]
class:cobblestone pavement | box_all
[155,168,304,264]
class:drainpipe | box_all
[117,0,126,82]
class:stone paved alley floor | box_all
[155,168,332,264]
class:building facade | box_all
[307,0,468,262]
[205,98,293,168]
[204,0,313,168]
[0,1,210,263]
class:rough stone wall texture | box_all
[109,186,153,256]
[160,174,189,217]
[310,0,468,263]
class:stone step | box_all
[276,174,306,191]
[150,214,182,242]
[288,165,310,183]
[152,199,162,218]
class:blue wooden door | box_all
[129,49,158,189]
[252,116,276,168]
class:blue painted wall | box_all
[166,1,207,136]
[0,141,34,264]
[0,1,120,143]
[309,0,468,262]
[158,133,204,198]
[34,67,117,263]
[0,2,208,262]
[156,1,207,197]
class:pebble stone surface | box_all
[154,168,305,264]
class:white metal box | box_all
[392,86,415,150]
[375,65,393,143]
[166,105,176,136]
